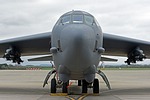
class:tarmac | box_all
[0,70,150,100]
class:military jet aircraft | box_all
[0,10,150,93]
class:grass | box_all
[100,67,150,70]
[1,66,150,70]
[40,67,150,70]
[40,67,53,70]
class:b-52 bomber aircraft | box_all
[0,10,150,94]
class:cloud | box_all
[0,0,150,39]
[0,0,150,64]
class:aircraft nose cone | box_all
[60,24,95,71]
[61,24,94,49]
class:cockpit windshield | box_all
[84,15,94,25]
[59,14,97,25]
[61,15,71,24]
[72,15,83,23]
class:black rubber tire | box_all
[51,78,56,93]
[82,80,88,93]
[93,79,99,93]
[78,80,81,86]
[62,81,69,93]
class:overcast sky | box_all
[0,0,150,65]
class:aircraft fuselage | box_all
[51,11,103,83]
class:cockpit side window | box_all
[95,18,100,26]
[61,15,71,24]
[84,15,94,25]
[72,15,83,23]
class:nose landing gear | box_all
[43,69,111,94]
[93,79,99,93]
[51,78,57,93]
[43,69,56,88]
[82,80,88,93]
[43,69,69,93]
[62,81,69,93]
[81,70,111,94]
[43,69,57,93]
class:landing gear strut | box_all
[78,80,81,86]
[43,69,70,93]
[81,69,110,94]
[81,79,100,94]
[43,69,58,93]
[43,69,56,87]
[43,69,111,94]
[97,70,111,90]
[62,81,69,93]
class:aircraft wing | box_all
[28,55,53,61]
[103,33,150,58]
[0,32,51,57]
[28,55,118,62]
[101,56,118,62]
[0,32,149,64]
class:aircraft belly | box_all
[70,71,84,80]
[58,65,96,82]
[52,24,102,82]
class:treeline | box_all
[0,64,9,69]
[105,64,150,68]
[1,63,150,70]
[0,64,51,70]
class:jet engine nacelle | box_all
[125,47,146,65]
[3,46,23,64]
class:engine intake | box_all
[3,46,23,64]
[125,47,146,65]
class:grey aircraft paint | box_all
[0,10,150,93]
[51,11,103,83]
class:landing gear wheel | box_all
[62,81,69,93]
[51,78,56,93]
[82,80,88,93]
[78,80,81,86]
[93,79,99,93]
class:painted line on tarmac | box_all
[77,94,89,100]
[50,93,68,96]
[50,93,99,100]
[66,96,75,100]
[100,89,124,94]
[66,93,100,100]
